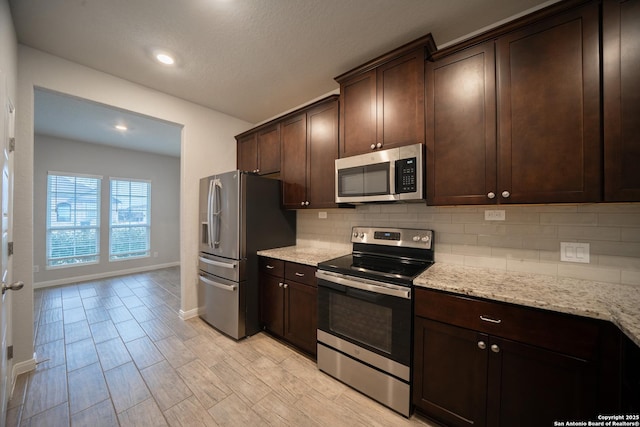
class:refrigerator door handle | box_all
[198,256,236,269]
[199,275,237,292]
[212,178,222,247]
[207,179,215,248]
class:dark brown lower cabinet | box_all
[413,288,621,427]
[259,257,317,356]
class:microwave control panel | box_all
[395,157,417,193]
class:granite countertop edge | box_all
[257,245,349,267]
[414,263,640,347]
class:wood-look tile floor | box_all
[6,267,437,427]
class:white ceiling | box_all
[34,89,183,157]
[11,0,557,156]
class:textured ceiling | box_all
[10,0,557,125]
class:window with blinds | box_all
[46,173,101,267]
[110,179,151,260]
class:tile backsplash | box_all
[296,203,640,286]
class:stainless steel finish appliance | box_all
[335,143,424,203]
[316,226,434,416]
[199,170,295,339]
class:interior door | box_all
[0,71,17,425]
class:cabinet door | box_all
[604,0,640,201]
[339,70,377,157]
[413,317,488,427]
[487,336,597,427]
[281,113,307,208]
[496,2,601,203]
[257,124,280,175]
[237,133,257,173]
[377,48,425,150]
[426,42,497,205]
[284,281,317,356]
[307,99,339,208]
[259,273,284,336]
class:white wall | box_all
[33,134,180,285]
[15,45,252,365]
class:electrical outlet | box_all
[33,265,39,273]
[318,211,327,219]
[153,252,158,258]
[560,242,590,263]
[484,210,506,221]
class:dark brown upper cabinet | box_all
[236,123,280,175]
[603,0,640,201]
[427,0,601,205]
[336,35,436,158]
[496,1,600,204]
[281,96,339,209]
[426,41,497,206]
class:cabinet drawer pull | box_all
[266,265,275,269]
[480,315,502,324]
[283,283,288,289]
[491,344,500,353]
[477,341,487,350]
[278,282,283,287]
[294,272,305,277]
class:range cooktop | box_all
[317,226,434,287]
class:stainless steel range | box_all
[316,226,434,417]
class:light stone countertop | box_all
[257,246,349,267]
[256,245,640,347]
[414,263,640,347]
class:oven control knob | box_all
[353,232,358,238]
[421,236,430,243]
[359,232,365,238]
[412,236,420,242]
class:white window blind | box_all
[46,173,101,267]
[110,179,151,260]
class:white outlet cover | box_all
[484,210,506,221]
[560,242,590,263]
[318,211,327,219]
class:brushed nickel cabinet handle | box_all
[480,315,502,324]
[491,344,500,353]
[477,341,487,350]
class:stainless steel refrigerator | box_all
[198,170,296,339]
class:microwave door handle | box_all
[389,160,396,195]
[213,179,222,248]
[207,179,215,248]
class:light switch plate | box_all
[484,210,505,221]
[560,242,590,263]
[318,211,327,219]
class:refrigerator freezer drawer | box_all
[198,272,244,339]
[198,252,244,282]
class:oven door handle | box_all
[316,270,411,300]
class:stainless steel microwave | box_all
[335,143,424,203]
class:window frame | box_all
[109,177,152,262]
[46,172,102,269]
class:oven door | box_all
[316,270,412,367]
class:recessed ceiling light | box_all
[155,53,175,65]
[115,124,128,131]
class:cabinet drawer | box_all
[285,262,316,287]
[415,288,601,359]
[259,257,284,277]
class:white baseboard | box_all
[12,355,37,384]
[33,262,180,289]
[179,307,200,320]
